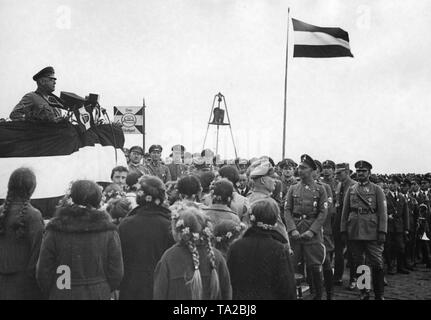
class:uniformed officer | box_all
[340,160,388,300]
[400,179,418,270]
[333,163,357,289]
[314,160,335,299]
[145,145,172,184]
[10,67,64,122]
[279,158,298,201]
[247,159,291,248]
[167,144,188,181]
[284,154,328,300]
[385,175,410,275]
[322,160,338,203]
[128,146,150,176]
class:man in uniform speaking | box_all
[10,66,64,122]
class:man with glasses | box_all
[340,160,388,300]
[10,66,64,122]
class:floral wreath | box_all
[215,222,247,243]
[104,189,126,200]
[171,202,213,243]
[137,191,161,205]
[249,214,276,230]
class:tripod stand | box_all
[202,92,238,158]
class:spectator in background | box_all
[119,176,174,300]
[171,175,206,210]
[153,206,232,300]
[168,144,188,181]
[0,167,45,300]
[145,145,171,184]
[237,173,250,197]
[218,165,250,221]
[106,198,132,225]
[199,171,216,206]
[203,179,240,227]
[128,146,150,176]
[37,180,123,300]
[110,166,129,190]
[124,172,142,209]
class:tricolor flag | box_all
[0,122,127,217]
[292,18,353,58]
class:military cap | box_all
[314,160,322,172]
[149,144,162,153]
[171,144,185,152]
[389,175,402,184]
[129,145,144,155]
[355,160,372,170]
[335,163,350,173]
[299,154,317,171]
[322,160,336,170]
[33,66,56,81]
[402,179,412,187]
[279,158,297,169]
[250,160,274,179]
[370,174,379,184]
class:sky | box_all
[1,0,431,173]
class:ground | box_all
[302,264,431,300]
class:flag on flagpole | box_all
[292,18,353,58]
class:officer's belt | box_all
[351,208,375,215]
[293,213,316,220]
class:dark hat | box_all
[149,144,162,153]
[129,145,144,155]
[279,158,297,169]
[33,66,56,81]
[335,163,350,173]
[299,154,317,171]
[322,160,336,170]
[171,144,185,152]
[401,179,411,187]
[389,175,401,184]
[355,160,372,170]
[314,160,322,172]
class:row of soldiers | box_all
[120,144,430,300]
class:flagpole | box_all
[282,7,290,160]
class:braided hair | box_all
[171,206,221,300]
[185,239,203,300]
[0,168,36,238]
[203,224,221,300]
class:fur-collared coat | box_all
[36,205,124,300]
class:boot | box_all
[387,258,396,275]
[397,253,410,274]
[323,268,334,300]
[311,266,323,300]
[306,265,314,295]
[359,289,370,300]
[372,267,385,300]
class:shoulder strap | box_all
[354,184,375,213]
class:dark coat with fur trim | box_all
[36,205,124,300]
[119,203,175,300]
